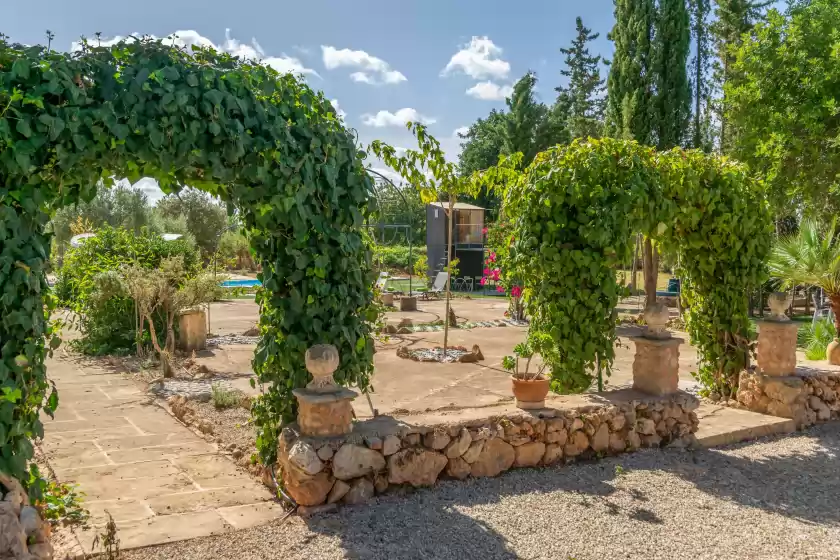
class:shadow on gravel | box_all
[301,423,840,559]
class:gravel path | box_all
[122,423,840,560]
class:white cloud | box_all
[441,36,510,80]
[361,108,435,128]
[322,46,407,85]
[330,99,346,119]
[465,81,513,101]
[71,29,319,78]
[453,126,470,137]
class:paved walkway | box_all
[40,354,284,552]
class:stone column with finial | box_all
[630,302,683,395]
[292,344,358,437]
[755,292,798,376]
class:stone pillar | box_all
[178,308,207,351]
[292,344,358,437]
[631,303,682,396]
[400,296,418,312]
[755,292,798,376]
[380,292,394,307]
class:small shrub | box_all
[38,480,90,527]
[802,319,836,360]
[372,245,427,271]
[211,384,243,409]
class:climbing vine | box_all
[0,36,376,486]
[501,138,771,395]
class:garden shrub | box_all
[504,138,772,395]
[56,226,200,355]
[372,244,426,271]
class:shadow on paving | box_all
[301,422,840,559]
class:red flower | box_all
[511,285,522,298]
[496,285,505,293]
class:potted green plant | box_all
[504,335,551,409]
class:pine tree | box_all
[605,0,656,144]
[652,0,692,150]
[711,0,772,152]
[689,0,713,150]
[556,17,606,140]
[503,72,567,164]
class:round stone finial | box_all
[767,292,792,321]
[644,302,671,339]
[305,344,340,392]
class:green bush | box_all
[56,226,201,355]
[802,319,836,360]
[372,245,426,271]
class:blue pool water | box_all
[220,279,262,288]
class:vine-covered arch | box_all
[506,138,772,395]
[0,38,376,484]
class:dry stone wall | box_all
[277,392,700,508]
[0,473,53,560]
[737,369,840,428]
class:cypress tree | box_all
[605,0,656,144]
[689,0,713,150]
[652,0,692,150]
[503,72,567,164]
[556,17,606,140]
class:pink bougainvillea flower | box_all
[496,285,506,293]
[491,269,500,280]
[489,252,496,262]
[482,227,488,235]
[483,267,491,275]
[480,277,487,286]
[511,285,522,298]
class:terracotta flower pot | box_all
[511,376,550,410]
[827,339,840,365]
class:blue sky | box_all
[7,0,619,200]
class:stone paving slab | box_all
[694,403,796,447]
[41,355,280,553]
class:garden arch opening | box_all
[504,138,772,396]
[0,38,376,483]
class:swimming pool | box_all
[220,279,262,288]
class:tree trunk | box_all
[630,234,640,294]
[830,294,840,339]
[643,238,658,308]
[146,316,172,378]
[443,199,454,357]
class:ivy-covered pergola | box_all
[0,38,377,487]
[503,138,773,395]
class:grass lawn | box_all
[616,269,675,292]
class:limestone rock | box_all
[282,469,334,507]
[809,396,831,421]
[444,428,472,458]
[374,473,389,494]
[388,449,447,487]
[514,442,545,468]
[545,429,568,446]
[764,377,804,405]
[316,445,334,461]
[626,430,641,450]
[609,432,626,453]
[404,433,421,446]
[546,418,565,432]
[288,440,323,476]
[365,436,383,450]
[343,478,375,505]
[641,433,662,447]
[507,435,532,447]
[570,418,584,432]
[446,457,471,479]
[637,418,656,435]
[542,443,564,465]
[608,414,626,432]
[591,423,610,453]
[0,502,27,558]
[564,431,589,458]
[470,438,515,477]
[29,541,54,559]
[469,427,492,441]
[462,440,485,464]
[382,435,401,456]
[424,431,451,450]
[19,505,40,537]
[332,444,386,480]
[326,480,350,504]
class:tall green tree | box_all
[156,189,228,256]
[457,110,507,214]
[605,0,656,144]
[711,0,772,152]
[652,0,692,150]
[689,0,714,150]
[503,72,567,163]
[556,17,606,139]
[727,0,840,220]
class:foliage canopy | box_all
[0,36,375,487]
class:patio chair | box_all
[415,271,449,299]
